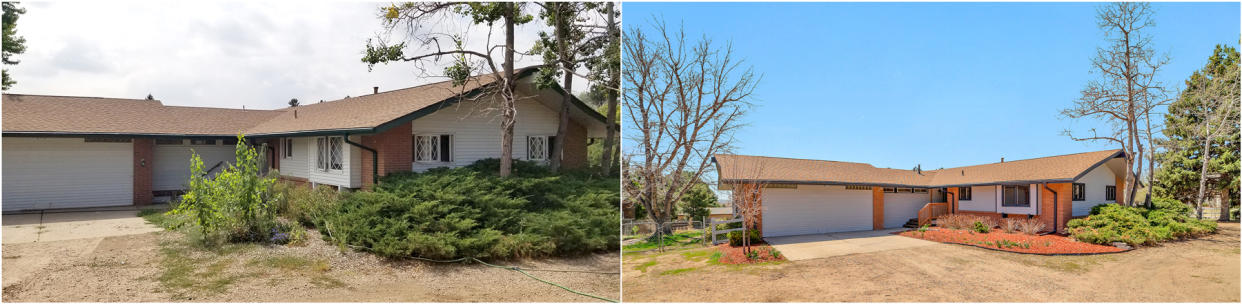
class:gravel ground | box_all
[622,222,1241,302]
[3,229,620,302]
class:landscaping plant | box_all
[1000,218,1018,233]
[323,159,619,260]
[1016,218,1045,235]
[1066,198,1218,246]
[167,134,284,245]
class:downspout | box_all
[343,133,378,186]
[1043,183,1058,235]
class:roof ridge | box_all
[160,104,286,112]
[942,149,1120,170]
[294,65,542,109]
[718,154,879,168]
[4,93,162,103]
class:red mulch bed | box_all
[897,228,1126,255]
[714,242,787,264]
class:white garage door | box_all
[762,185,873,237]
[153,140,235,191]
[884,192,929,228]
[2,137,133,212]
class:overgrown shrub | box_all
[324,159,619,260]
[270,179,341,228]
[167,135,284,245]
[1000,218,1018,233]
[1016,218,1044,235]
[1068,199,1218,246]
[728,229,761,247]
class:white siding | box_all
[278,137,309,178]
[1073,164,1116,216]
[959,185,998,212]
[2,137,133,211]
[409,96,560,172]
[883,192,928,228]
[996,184,1040,215]
[761,185,873,237]
[152,140,235,191]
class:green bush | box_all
[324,159,619,260]
[972,221,990,233]
[728,229,761,246]
[1069,199,1218,246]
[270,179,342,228]
[166,134,284,245]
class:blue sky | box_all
[623,2,1240,171]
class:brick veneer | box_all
[133,138,154,205]
[1038,183,1073,233]
[1115,175,1126,205]
[360,121,414,188]
[561,120,588,169]
[872,187,884,230]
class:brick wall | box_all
[872,187,884,230]
[360,121,413,188]
[561,120,588,169]
[1115,175,1125,205]
[133,138,154,205]
[1038,183,1073,233]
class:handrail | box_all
[200,161,226,177]
[917,202,950,227]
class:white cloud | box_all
[4,1,593,110]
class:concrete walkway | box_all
[765,228,939,261]
[2,208,165,244]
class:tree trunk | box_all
[1196,132,1212,220]
[1219,185,1232,222]
[599,2,618,176]
[498,4,516,178]
[550,6,571,172]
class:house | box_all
[712,150,1130,238]
[1,67,611,212]
[707,206,734,221]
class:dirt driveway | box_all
[2,212,619,302]
[622,223,1241,302]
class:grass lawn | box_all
[622,230,705,252]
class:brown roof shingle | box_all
[714,149,1123,187]
[1,94,284,136]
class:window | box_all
[1002,185,1030,207]
[329,137,343,170]
[883,187,897,193]
[1072,183,1086,201]
[283,138,293,158]
[190,139,215,145]
[899,188,913,193]
[414,134,452,162]
[316,136,342,171]
[1106,185,1116,201]
[958,187,972,200]
[912,188,928,193]
[845,185,870,190]
[155,139,182,145]
[222,138,238,145]
[527,135,555,160]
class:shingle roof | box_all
[3,66,606,137]
[714,149,1123,187]
[1,94,284,136]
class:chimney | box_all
[1000,157,1005,163]
[373,86,379,94]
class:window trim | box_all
[315,136,344,172]
[527,135,551,161]
[1105,185,1117,201]
[283,138,294,159]
[413,133,453,163]
[1072,183,1086,201]
[958,187,972,201]
[1002,185,1031,207]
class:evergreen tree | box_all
[3,2,27,91]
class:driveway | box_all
[764,228,938,261]
[2,209,163,244]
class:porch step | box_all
[902,218,920,228]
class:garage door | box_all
[2,137,133,212]
[761,185,873,237]
[153,140,235,191]
[884,192,929,228]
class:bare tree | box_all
[1186,63,1239,219]
[623,19,757,235]
[362,2,533,177]
[1061,3,1169,206]
[595,2,620,175]
[723,157,769,255]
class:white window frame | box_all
[316,137,327,171]
[414,134,452,163]
[316,136,344,172]
[283,138,294,159]
[527,135,549,161]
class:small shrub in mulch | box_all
[898,228,1124,255]
[714,243,786,264]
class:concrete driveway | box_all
[764,228,939,261]
[2,209,164,244]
